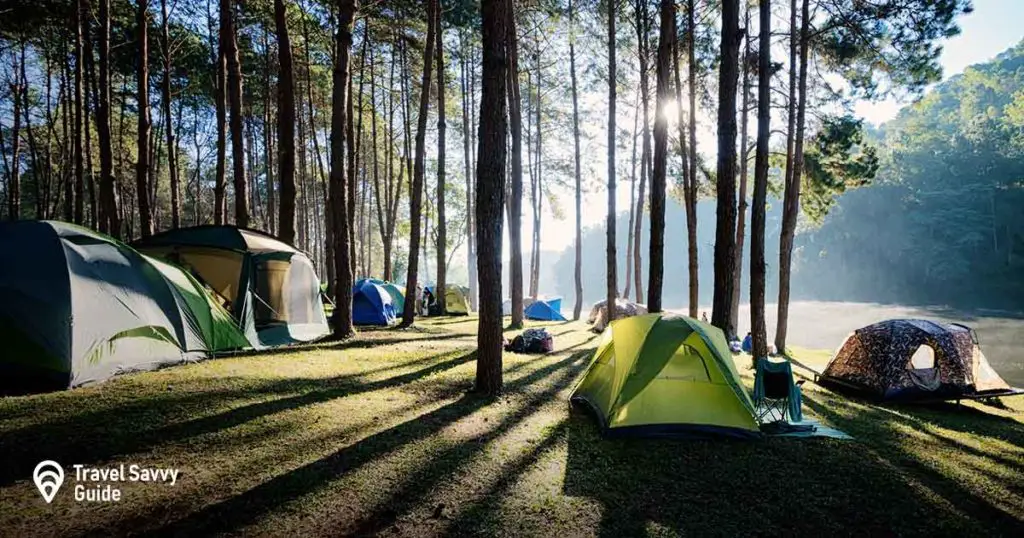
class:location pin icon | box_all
[33,461,64,504]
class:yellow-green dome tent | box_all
[571,313,760,438]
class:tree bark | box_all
[685,0,699,319]
[711,0,740,335]
[732,5,752,328]
[460,30,478,311]
[569,0,583,320]
[632,0,649,305]
[159,0,180,228]
[352,25,368,277]
[214,37,227,224]
[346,23,365,278]
[435,1,448,314]
[775,0,810,354]
[648,0,674,313]
[136,0,154,237]
[263,27,275,236]
[221,0,248,227]
[750,0,771,359]
[400,0,437,327]
[84,0,98,227]
[275,0,297,243]
[7,50,22,220]
[624,96,638,301]
[330,0,357,337]
[475,0,507,396]
[529,38,543,300]
[74,0,85,224]
[606,0,618,321]
[97,0,119,235]
[506,6,525,328]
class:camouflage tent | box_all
[819,319,1015,401]
[588,299,648,333]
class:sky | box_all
[525,0,1024,255]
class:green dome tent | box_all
[376,281,406,312]
[134,225,330,348]
[0,221,249,392]
[571,313,760,438]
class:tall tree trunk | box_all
[750,0,772,359]
[435,1,448,314]
[475,0,507,396]
[506,6,525,328]
[275,0,297,243]
[400,0,437,326]
[775,0,810,354]
[606,0,618,321]
[632,0,649,305]
[460,30,478,311]
[569,0,583,320]
[214,42,227,224]
[351,24,367,277]
[648,0,673,313]
[711,0,740,335]
[97,0,119,235]
[222,0,248,226]
[346,23,363,278]
[22,55,43,221]
[530,41,543,299]
[61,43,72,221]
[264,27,275,236]
[685,0,699,319]
[370,44,386,279]
[84,1,98,227]
[7,49,22,220]
[624,97,638,300]
[330,0,357,337]
[136,0,154,237]
[731,5,752,328]
[774,0,798,350]
[74,0,85,224]
[159,0,180,228]
[301,1,332,287]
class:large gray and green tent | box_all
[0,221,250,392]
[133,225,330,348]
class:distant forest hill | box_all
[552,42,1024,311]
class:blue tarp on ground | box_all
[352,279,396,326]
[525,298,567,321]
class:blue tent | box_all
[524,298,567,321]
[352,279,396,326]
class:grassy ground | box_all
[0,318,1022,537]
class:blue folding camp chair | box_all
[753,358,805,424]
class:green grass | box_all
[0,318,1021,536]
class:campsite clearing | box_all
[0,317,1021,536]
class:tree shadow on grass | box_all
[219,331,471,360]
[559,394,1020,537]
[802,392,1024,530]
[148,349,594,536]
[0,349,481,488]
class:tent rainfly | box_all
[0,221,249,392]
[133,225,330,348]
[352,279,397,326]
[819,319,1020,401]
[525,297,567,321]
[571,314,760,438]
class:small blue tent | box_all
[524,297,567,321]
[352,279,396,326]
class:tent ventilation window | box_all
[909,345,936,370]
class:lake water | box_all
[670,301,1024,387]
